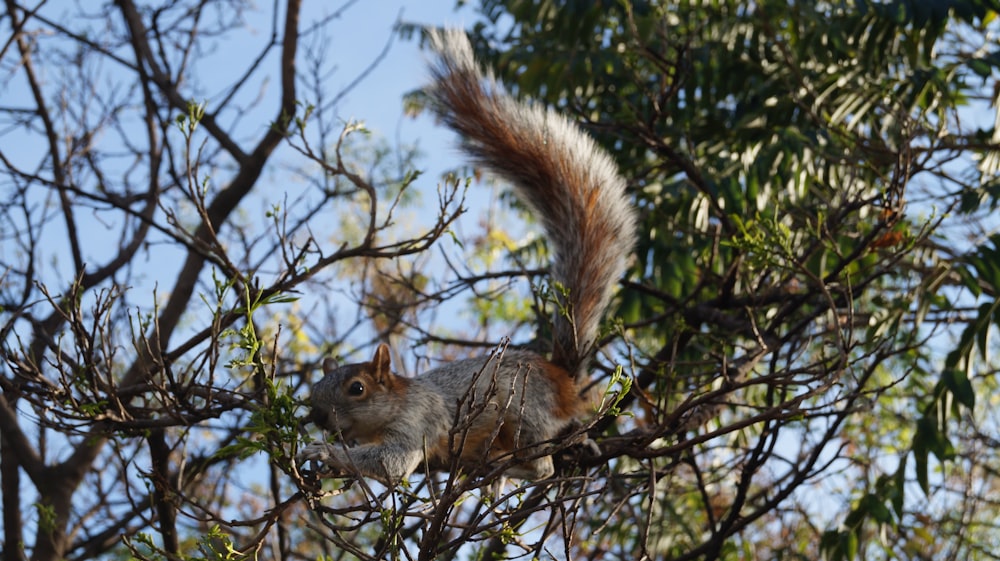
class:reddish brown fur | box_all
[423,411,517,472]
[541,360,582,419]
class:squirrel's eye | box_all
[347,381,365,396]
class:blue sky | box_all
[1,1,516,369]
[302,1,472,173]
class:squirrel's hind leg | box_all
[503,455,555,480]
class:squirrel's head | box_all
[307,343,410,444]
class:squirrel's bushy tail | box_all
[427,29,637,378]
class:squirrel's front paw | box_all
[298,443,336,464]
[297,443,350,477]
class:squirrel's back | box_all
[418,349,582,472]
[427,30,637,379]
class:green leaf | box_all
[860,493,893,524]
[942,367,976,410]
[912,416,934,493]
[891,460,907,517]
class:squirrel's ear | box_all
[370,343,393,382]
[322,357,339,374]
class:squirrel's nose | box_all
[306,405,327,428]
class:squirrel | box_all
[297,29,636,484]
